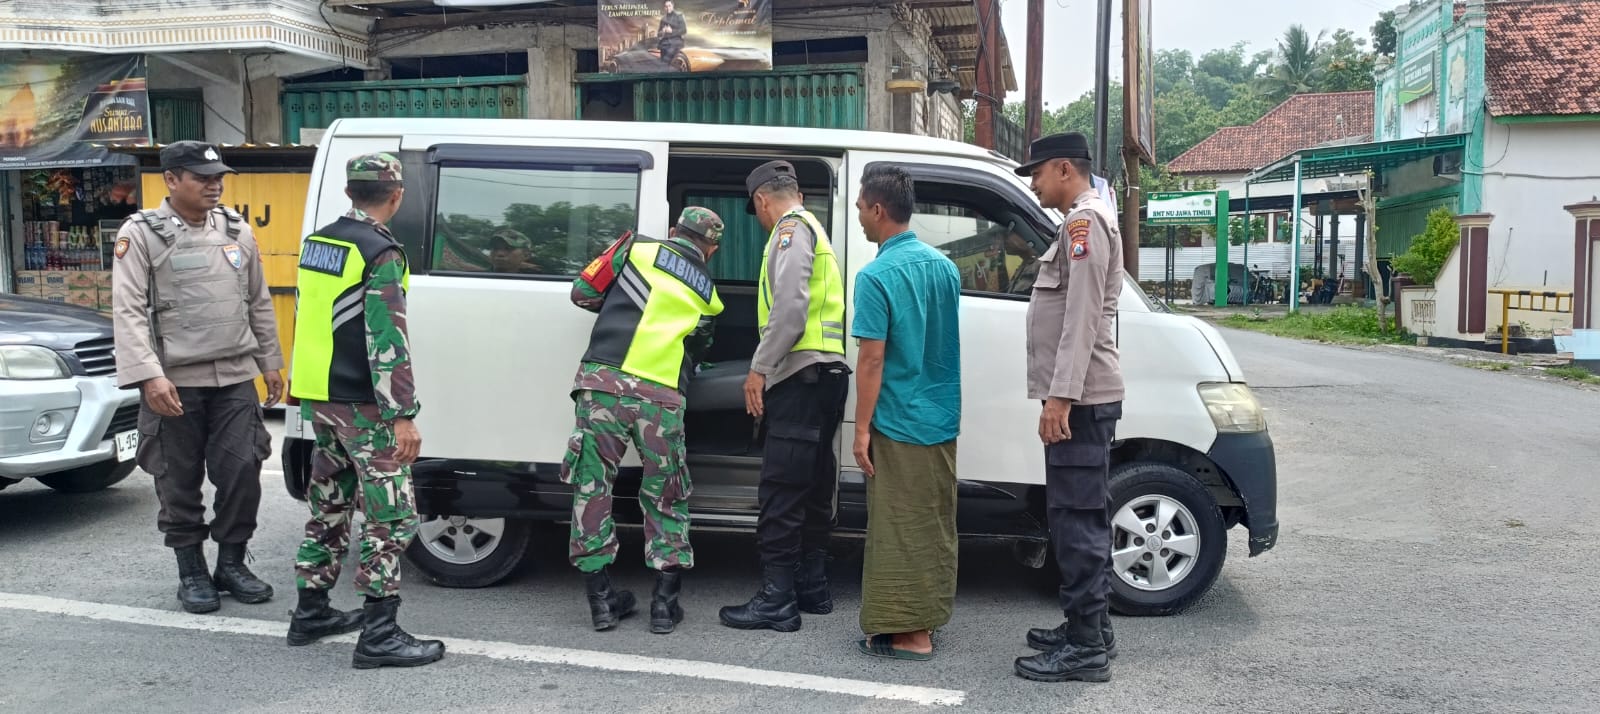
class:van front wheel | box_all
[404,515,532,588]
[1106,462,1227,616]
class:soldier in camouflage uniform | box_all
[564,206,725,634]
[287,153,445,669]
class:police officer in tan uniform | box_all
[1010,132,1125,683]
[111,141,284,614]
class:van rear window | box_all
[431,165,640,278]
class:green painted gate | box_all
[280,75,527,143]
[1375,187,1460,257]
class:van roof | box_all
[323,117,1018,167]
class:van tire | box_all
[404,516,533,588]
[1106,461,1227,617]
[37,461,136,494]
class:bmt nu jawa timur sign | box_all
[599,0,773,74]
[0,54,151,170]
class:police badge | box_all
[223,244,243,269]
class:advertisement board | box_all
[1147,191,1218,225]
[599,0,772,74]
[1,54,150,170]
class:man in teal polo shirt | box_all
[848,164,962,661]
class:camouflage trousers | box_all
[295,415,419,599]
[560,390,693,573]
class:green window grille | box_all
[150,91,204,143]
[280,75,527,143]
[587,65,864,130]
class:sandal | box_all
[856,633,933,661]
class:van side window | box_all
[432,165,640,277]
[909,195,1048,297]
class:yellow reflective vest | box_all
[582,238,724,391]
[756,207,846,354]
[289,217,410,403]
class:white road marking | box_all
[261,468,284,477]
[0,592,966,707]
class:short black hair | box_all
[1064,158,1093,180]
[348,180,403,207]
[756,174,800,198]
[859,165,915,224]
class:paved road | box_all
[2,328,1596,713]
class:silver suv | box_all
[0,294,142,493]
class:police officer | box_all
[287,153,445,668]
[111,141,282,614]
[564,207,725,635]
[1011,132,1125,683]
[720,161,850,633]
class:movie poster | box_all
[0,54,151,170]
[599,0,772,74]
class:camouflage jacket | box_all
[306,207,420,426]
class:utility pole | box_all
[975,0,1001,149]
[1025,0,1044,142]
[1092,0,1113,176]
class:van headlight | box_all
[0,345,72,380]
[1197,382,1266,434]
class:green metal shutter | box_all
[632,66,863,129]
[280,75,527,142]
[1375,188,1460,257]
[150,92,204,142]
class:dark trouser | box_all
[136,380,271,548]
[659,37,685,66]
[1045,401,1123,623]
[756,363,851,568]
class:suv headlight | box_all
[1197,382,1266,434]
[0,345,72,380]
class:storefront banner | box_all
[1,53,151,170]
[599,0,772,74]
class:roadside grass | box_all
[1463,361,1512,372]
[1543,365,1600,384]
[1220,306,1411,346]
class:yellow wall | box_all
[138,172,310,404]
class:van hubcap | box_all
[1111,495,1200,591]
[416,515,505,565]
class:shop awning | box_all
[100,143,320,170]
[1244,133,1469,185]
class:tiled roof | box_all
[1167,91,1374,175]
[1485,0,1600,117]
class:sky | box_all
[998,0,1398,108]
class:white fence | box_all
[1138,241,1362,281]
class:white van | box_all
[282,118,1278,616]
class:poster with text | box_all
[0,54,150,170]
[599,0,772,74]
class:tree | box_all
[1317,29,1376,93]
[1261,25,1325,100]
[1371,10,1398,57]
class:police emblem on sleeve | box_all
[223,244,243,269]
[1066,218,1091,260]
[114,237,130,259]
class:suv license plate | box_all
[115,430,139,462]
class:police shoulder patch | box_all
[1070,237,1089,260]
[1066,217,1092,241]
[114,237,130,259]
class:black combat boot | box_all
[649,569,684,635]
[174,544,221,614]
[1014,616,1111,683]
[287,588,364,646]
[584,568,637,631]
[212,542,274,604]
[795,550,833,615]
[352,596,446,669]
[1025,613,1118,659]
[718,564,802,632]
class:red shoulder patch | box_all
[1066,218,1091,241]
[114,237,130,259]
